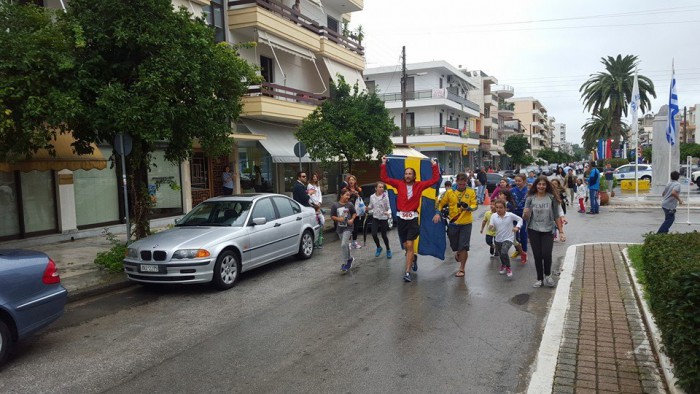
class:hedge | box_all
[640,232,700,393]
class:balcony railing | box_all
[246,82,326,105]
[378,89,480,112]
[498,102,514,111]
[228,0,364,56]
[391,126,479,138]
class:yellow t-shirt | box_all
[437,188,478,225]
[483,211,496,236]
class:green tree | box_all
[0,3,85,162]
[580,54,656,145]
[537,148,574,165]
[295,76,395,174]
[571,144,586,161]
[680,142,700,161]
[64,0,257,239]
[581,108,630,152]
[503,134,533,169]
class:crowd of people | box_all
[283,159,683,288]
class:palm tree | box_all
[580,55,656,145]
[581,108,630,152]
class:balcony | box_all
[378,89,480,113]
[532,122,543,130]
[228,0,364,69]
[492,84,514,99]
[242,82,326,123]
[391,126,479,139]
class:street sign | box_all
[114,133,133,156]
[293,142,306,158]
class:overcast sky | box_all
[352,0,700,146]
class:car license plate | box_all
[140,264,161,273]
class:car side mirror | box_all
[251,217,267,226]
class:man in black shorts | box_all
[380,155,440,282]
[433,173,477,278]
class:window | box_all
[203,0,225,43]
[251,197,277,222]
[191,152,209,190]
[439,78,443,89]
[365,81,375,95]
[327,16,339,33]
[406,112,415,128]
[439,113,443,127]
[272,197,295,218]
[260,56,274,83]
[74,166,119,227]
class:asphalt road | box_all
[1,208,696,394]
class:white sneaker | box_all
[506,267,513,277]
[533,280,543,288]
[499,265,506,274]
[545,276,555,287]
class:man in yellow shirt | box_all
[433,173,478,278]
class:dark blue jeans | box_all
[657,208,676,233]
[589,189,599,213]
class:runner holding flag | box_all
[380,155,440,282]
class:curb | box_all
[66,277,135,304]
[526,244,578,394]
[621,246,685,394]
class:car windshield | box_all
[176,201,252,227]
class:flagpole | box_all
[631,68,640,201]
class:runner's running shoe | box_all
[506,267,513,277]
[412,255,418,272]
[545,275,555,287]
[403,272,412,282]
[499,265,506,274]
[511,250,520,258]
[375,247,382,257]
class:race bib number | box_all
[398,211,418,220]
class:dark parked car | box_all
[0,250,67,365]
[485,173,505,193]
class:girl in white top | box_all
[488,200,523,277]
[368,182,392,258]
[574,178,588,213]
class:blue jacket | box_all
[588,168,601,191]
[510,185,528,216]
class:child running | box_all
[575,178,588,213]
[368,181,392,258]
[480,200,497,256]
[330,189,358,272]
[488,200,523,278]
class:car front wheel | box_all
[212,250,240,290]
[0,319,11,365]
[297,230,314,259]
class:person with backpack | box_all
[587,161,601,214]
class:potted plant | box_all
[598,177,610,205]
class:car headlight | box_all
[126,248,139,259]
[172,249,211,259]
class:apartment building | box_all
[364,61,481,174]
[679,104,697,144]
[552,122,566,152]
[1,0,365,240]
[463,70,514,170]
[229,0,365,195]
[507,97,552,155]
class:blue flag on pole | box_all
[666,65,679,145]
[384,155,445,260]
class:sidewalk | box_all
[528,244,669,394]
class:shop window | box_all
[0,172,20,238]
[148,151,183,216]
[21,171,56,234]
[74,166,119,227]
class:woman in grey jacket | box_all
[523,176,565,288]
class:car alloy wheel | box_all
[298,230,314,259]
[213,250,240,290]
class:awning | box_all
[489,150,501,157]
[241,119,313,163]
[230,133,267,141]
[258,31,315,61]
[322,58,367,91]
[0,133,107,172]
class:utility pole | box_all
[401,45,407,145]
[683,106,687,143]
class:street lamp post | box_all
[401,45,407,145]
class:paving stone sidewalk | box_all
[553,244,667,394]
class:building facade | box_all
[365,61,481,174]
[508,97,552,155]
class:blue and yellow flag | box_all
[385,155,445,260]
